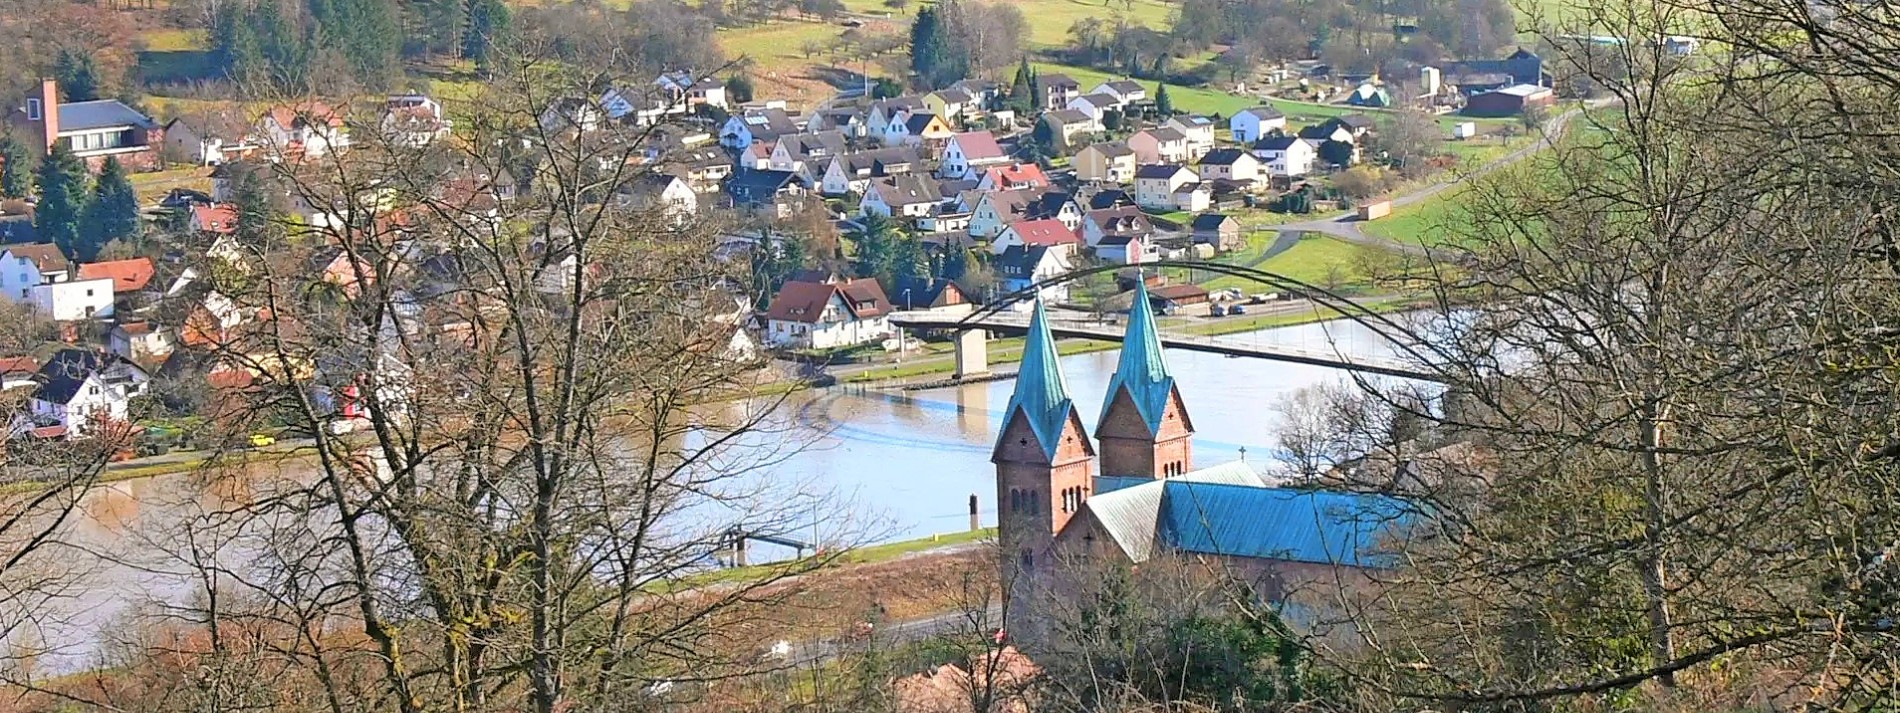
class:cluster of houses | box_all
[1331,48,1560,118]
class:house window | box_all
[26,99,40,121]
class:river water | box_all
[24,314,1416,673]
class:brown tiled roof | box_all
[78,258,155,293]
[3,243,67,273]
[265,102,344,130]
[764,278,891,324]
[1151,283,1209,300]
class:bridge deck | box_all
[890,311,1441,382]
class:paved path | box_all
[1274,101,1605,256]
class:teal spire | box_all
[1099,279,1176,435]
[1000,299,1076,459]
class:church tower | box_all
[1097,280,1195,478]
[993,300,1095,568]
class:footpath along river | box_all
[23,314,1418,673]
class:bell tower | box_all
[1097,280,1194,478]
[992,300,1095,570]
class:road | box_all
[1274,101,1605,256]
[782,603,1007,668]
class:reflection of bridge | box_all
[888,308,1444,382]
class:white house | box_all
[1252,136,1317,177]
[819,147,920,196]
[256,103,351,159]
[109,320,174,363]
[381,94,453,147]
[540,98,605,133]
[968,190,1029,239]
[163,112,261,165]
[29,349,149,438]
[1081,206,1153,247]
[763,277,893,349]
[860,175,943,218]
[621,173,699,225]
[721,108,799,149]
[1169,182,1212,213]
[1095,234,1158,264]
[867,97,925,142]
[990,219,1081,256]
[1134,164,1198,210]
[995,245,1072,306]
[1165,115,1217,157]
[1197,148,1262,184]
[1230,106,1288,144]
[1067,94,1122,122]
[768,131,849,174]
[656,71,728,110]
[0,243,68,303]
[938,131,1010,180]
[1091,80,1147,105]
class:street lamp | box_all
[897,288,913,363]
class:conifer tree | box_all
[1008,57,1035,114]
[464,0,513,71]
[1155,83,1174,116]
[54,49,101,102]
[81,158,142,260]
[0,137,32,199]
[35,145,89,261]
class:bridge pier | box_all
[953,329,989,379]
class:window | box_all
[1019,549,1034,570]
[25,99,40,121]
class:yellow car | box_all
[248,433,277,448]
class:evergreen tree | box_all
[54,49,102,102]
[1008,58,1035,114]
[311,0,401,89]
[233,168,283,250]
[0,137,32,199]
[890,234,927,290]
[80,158,141,261]
[464,0,513,71]
[909,7,944,84]
[35,145,90,261]
[1155,83,1174,116]
[854,212,899,284]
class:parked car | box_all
[248,433,277,448]
[1230,304,1247,315]
[1210,304,1227,317]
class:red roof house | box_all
[77,258,155,293]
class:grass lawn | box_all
[1197,234,1373,293]
[129,167,214,203]
[721,20,854,72]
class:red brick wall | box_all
[1097,386,1194,478]
[994,408,1095,558]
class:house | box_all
[923,88,979,123]
[1039,73,1082,111]
[1465,84,1557,117]
[381,94,453,147]
[1081,206,1153,247]
[1251,136,1317,177]
[77,258,155,296]
[1074,142,1137,184]
[163,109,260,165]
[1066,94,1122,122]
[1128,127,1191,164]
[1229,106,1288,144]
[31,275,118,323]
[108,319,174,363]
[939,131,1010,180]
[768,131,849,174]
[1091,80,1147,105]
[1023,189,1084,231]
[887,112,955,148]
[1191,213,1243,251]
[991,219,1081,256]
[29,349,149,438]
[969,190,1032,239]
[9,80,163,171]
[1196,148,1261,184]
[1038,110,1101,149]
[655,70,728,110]
[189,203,240,236]
[1169,182,1212,213]
[861,175,944,218]
[725,169,807,218]
[995,245,1072,305]
[949,78,1005,106]
[977,163,1051,191]
[819,147,921,196]
[1441,48,1550,88]
[1147,283,1211,314]
[1165,115,1217,157]
[0,356,37,391]
[659,145,735,192]
[256,102,351,159]
[890,275,973,312]
[1296,122,1356,146]
[1345,83,1392,107]
[808,107,871,138]
[621,173,698,223]
[1133,165,1198,211]
[1095,233,1156,264]
[763,276,892,349]
[721,108,799,149]
[540,97,605,133]
[0,243,69,302]
[868,97,926,141]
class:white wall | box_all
[30,278,115,321]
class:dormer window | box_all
[26,99,40,121]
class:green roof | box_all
[1001,300,1076,460]
[1098,280,1176,435]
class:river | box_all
[22,313,1417,674]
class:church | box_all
[991,283,1414,599]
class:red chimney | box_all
[33,79,58,153]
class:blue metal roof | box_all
[1157,482,1413,568]
[1098,279,1175,435]
[57,100,158,132]
[999,300,1076,460]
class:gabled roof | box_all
[875,174,943,205]
[35,349,144,406]
[997,300,1076,460]
[1335,114,1377,130]
[983,162,1049,187]
[1004,219,1080,247]
[263,102,344,130]
[1238,106,1286,121]
[763,277,890,324]
[1100,80,1145,95]
[781,130,849,158]
[1158,483,1413,567]
[904,112,947,134]
[950,131,1005,160]
[58,100,158,132]
[1073,94,1120,110]
[725,169,801,203]
[1099,279,1175,435]
[191,203,239,234]
[1043,109,1094,126]
[872,96,927,115]
[2,243,68,273]
[1253,135,1301,151]
[1087,205,1151,235]
[1083,141,1134,158]
[1190,212,1236,231]
[1169,114,1215,128]
[891,275,966,308]
[934,87,976,105]
[1083,461,1268,562]
[1134,164,1193,180]
[1141,127,1187,143]
[77,258,156,293]
[980,189,1032,219]
[1198,148,1252,166]
[1023,188,1075,220]
[1040,73,1080,89]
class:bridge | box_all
[888,307,1444,382]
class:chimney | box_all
[35,79,58,153]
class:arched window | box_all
[1020,549,1034,570]
[1009,489,1021,513]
